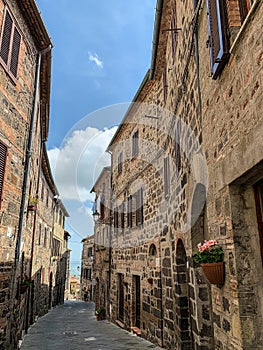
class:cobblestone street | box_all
[21,301,163,350]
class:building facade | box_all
[80,235,94,302]
[0,1,70,348]
[102,0,263,349]
[91,167,111,316]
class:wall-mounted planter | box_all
[27,205,36,212]
[201,261,225,285]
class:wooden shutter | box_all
[164,157,169,197]
[175,119,181,174]
[121,202,125,233]
[0,142,7,203]
[127,196,133,228]
[206,0,230,79]
[136,188,143,226]
[132,131,139,157]
[0,11,12,65]
[171,6,177,57]
[163,62,168,102]
[0,9,21,78]
[10,27,21,77]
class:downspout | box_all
[193,0,203,126]
[11,44,52,317]
[107,151,113,319]
[159,238,164,348]
[149,0,164,80]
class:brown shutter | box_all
[0,11,13,65]
[164,157,169,197]
[136,188,143,226]
[171,7,177,57]
[163,61,168,102]
[10,27,21,77]
[0,142,7,203]
[206,0,230,79]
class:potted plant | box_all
[193,240,225,285]
[20,278,32,294]
[28,196,38,211]
[95,307,106,321]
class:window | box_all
[132,131,139,157]
[136,188,144,226]
[206,0,230,79]
[38,223,42,245]
[163,62,168,102]
[171,6,178,58]
[43,227,47,247]
[149,244,157,256]
[121,202,125,234]
[175,119,181,174]
[114,207,119,233]
[164,157,170,197]
[238,0,251,23]
[127,196,133,228]
[118,152,123,173]
[87,247,93,257]
[52,238,60,256]
[0,141,7,205]
[0,8,21,79]
[100,194,105,219]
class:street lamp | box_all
[92,210,100,222]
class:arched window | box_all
[149,243,157,256]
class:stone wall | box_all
[108,0,263,349]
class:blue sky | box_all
[35,0,156,275]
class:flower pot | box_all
[28,205,36,212]
[20,285,28,294]
[201,261,225,285]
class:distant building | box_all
[80,235,94,301]
[69,275,80,300]
[91,167,111,316]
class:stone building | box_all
[105,0,262,349]
[0,1,70,348]
[91,166,111,316]
[80,235,94,302]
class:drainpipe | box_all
[107,151,113,319]
[11,44,52,321]
[159,238,164,348]
[193,0,203,126]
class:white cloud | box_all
[48,126,117,202]
[88,52,103,68]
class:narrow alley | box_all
[21,301,163,350]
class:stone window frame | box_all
[0,6,22,82]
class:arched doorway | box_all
[175,239,192,349]
[48,272,53,309]
[190,183,214,348]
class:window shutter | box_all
[171,7,177,57]
[10,27,21,77]
[0,11,12,65]
[163,62,168,102]
[0,142,7,203]
[206,0,230,79]
[164,157,169,197]
[136,188,143,226]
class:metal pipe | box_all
[11,44,52,329]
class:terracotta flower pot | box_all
[201,261,225,285]
[20,285,28,294]
[28,205,36,212]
